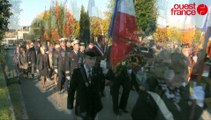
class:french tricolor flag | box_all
[109,0,139,67]
[202,15,208,33]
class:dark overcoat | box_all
[65,51,80,76]
[67,65,103,118]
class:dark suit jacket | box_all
[65,51,80,76]
[52,49,59,70]
[58,48,66,71]
[67,65,102,117]
[28,47,37,64]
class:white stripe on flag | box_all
[118,0,136,16]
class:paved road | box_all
[20,78,138,120]
[4,48,211,120]
[4,48,138,120]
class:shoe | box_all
[113,109,121,115]
[119,108,128,113]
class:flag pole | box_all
[189,11,210,119]
[191,13,208,83]
[189,26,211,120]
[196,26,211,83]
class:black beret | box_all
[85,48,98,57]
[93,45,104,57]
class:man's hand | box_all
[66,76,70,80]
[54,69,58,73]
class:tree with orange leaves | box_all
[180,30,194,44]
[153,27,168,43]
[51,28,60,40]
[62,12,76,38]
[44,31,50,41]
[31,0,76,42]
[90,16,102,36]
[54,1,65,37]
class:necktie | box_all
[89,68,92,78]
[88,68,92,84]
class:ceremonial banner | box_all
[109,0,139,67]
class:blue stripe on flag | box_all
[108,0,119,36]
[202,15,208,33]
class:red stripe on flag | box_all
[110,11,139,67]
[112,12,139,41]
[110,38,133,67]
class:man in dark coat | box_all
[65,40,80,89]
[94,35,107,96]
[67,48,103,120]
[28,42,37,78]
[57,38,68,93]
[52,41,60,86]
[111,64,131,115]
[94,35,106,57]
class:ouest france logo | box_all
[171,3,208,15]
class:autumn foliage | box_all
[51,28,60,40]
[153,28,168,42]
[31,0,111,43]
[31,1,77,42]
[90,16,102,36]
[63,12,78,38]
[153,27,202,45]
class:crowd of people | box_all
[12,36,129,119]
[12,36,210,120]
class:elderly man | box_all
[67,48,103,120]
